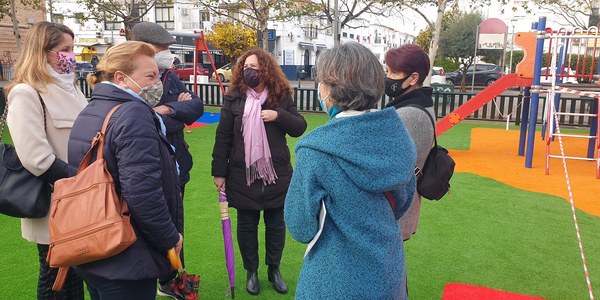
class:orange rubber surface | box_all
[451,128,600,217]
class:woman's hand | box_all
[261,109,278,122]
[214,176,226,191]
[175,233,183,256]
[177,93,192,101]
[153,105,173,115]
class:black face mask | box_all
[384,76,410,98]
[243,68,261,89]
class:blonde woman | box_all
[6,21,87,299]
[68,41,183,299]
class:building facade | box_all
[0,2,45,80]
[48,1,416,80]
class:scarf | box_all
[242,87,277,186]
[47,64,77,93]
[385,87,434,109]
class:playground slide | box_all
[436,73,533,136]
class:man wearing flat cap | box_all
[131,21,204,299]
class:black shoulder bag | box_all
[0,94,52,218]
[407,105,455,200]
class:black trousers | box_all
[37,244,84,300]
[80,272,156,300]
[159,186,185,285]
[236,207,286,272]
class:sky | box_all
[404,0,591,36]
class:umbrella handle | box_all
[167,248,183,270]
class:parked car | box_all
[172,63,210,81]
[431,66,446,85]
[445,63,503,86]
[540,67,578,84]
[74,62,94,79]
[213,63,233,82]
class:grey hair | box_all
[316,42,385,111]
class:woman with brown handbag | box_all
[67,41,183,300]
[5,21,87,300]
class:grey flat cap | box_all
[131,22,176,45]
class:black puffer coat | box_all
[68,83,181,281]
[211,89,307,210]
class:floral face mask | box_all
[48,50,76,74]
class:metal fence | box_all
[73,79,597,128]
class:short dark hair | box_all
[384,44,430,85]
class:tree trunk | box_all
[590,0,600,28]
[10,0,21,52]
[261,27,269,51]
[424,0,446,86]
[260,0,269,51]
[459,64,467,92]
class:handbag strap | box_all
[404,104,437,179]
[0,100,7,141]
[384,191,395,211]
[0,93,46,140]
[404,104,437,147]
[77,104,122,173]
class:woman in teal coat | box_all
[284,42,416,300]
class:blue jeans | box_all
[79,272,156,300]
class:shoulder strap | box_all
[0,93,46,140]
[384,191,395,211]
[77,104,122,173]
[0,100,7,140]
[404,104,438,147]
[38,93,47,133]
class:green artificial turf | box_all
[0,111,598,299]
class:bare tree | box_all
[192,0,301,51]
[290,0,398,44]
[528,0,595,29]
[75,0,160,39]
[0,0,45,51]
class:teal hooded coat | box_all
[285,108,416,300]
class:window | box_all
[52,14,64,24]
[342,32,347,38]
[304,24,317,39]
[104,13,120,30]
[155,5,174,30]
[199,11,210,22]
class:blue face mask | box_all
[318,83,342,119]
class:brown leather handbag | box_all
[47,104,137,290]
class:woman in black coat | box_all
[68,41,182,299]
[212,48,307,296]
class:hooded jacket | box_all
[285,108,416,300]
[68,83,181,280]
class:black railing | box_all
[73,79,596,128]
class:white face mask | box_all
[154,50,175,70]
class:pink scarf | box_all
[242,87,277,186]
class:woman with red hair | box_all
[384,44,436,241]
[211,48,307,296]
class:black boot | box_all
[246,271,260,295]
[268,265,288,294]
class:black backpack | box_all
[407,105,455,200]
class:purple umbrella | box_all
[219,190,235,298]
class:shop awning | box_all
[75,42,101,47]
[298,42,327,50]
[170,43,223,55]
